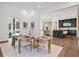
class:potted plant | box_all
[11,36,17,49]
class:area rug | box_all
[0,43,63,57]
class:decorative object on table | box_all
[11,36,17,49]
[23,22,27,28]
[32,38,40,51]
[31,22,34,28]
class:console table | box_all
[53,30,76,39]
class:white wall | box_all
[0,3,78,41]
[42,6,77,28]
[0,4,6,41]
[52,6,78,30]
[20,10,40,37]
[0,4,22,41]
[0,4,40,41]
[40,5,78,36]
[52,6,79,36]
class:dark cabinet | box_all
[53,30,76,39]
[53,30,63,38]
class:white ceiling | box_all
[4,2,61,10]
[7,2,66,9]
[1,2,79,13]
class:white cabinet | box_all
[8,17,20,38]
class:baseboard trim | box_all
[0,40,8,43]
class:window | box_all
[9,23,11,30]
[16,22,19,29]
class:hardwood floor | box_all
[52,36,79,57]
[0,36,79,57]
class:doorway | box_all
[43,21,52,36]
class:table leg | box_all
[48,40,51,54]
[48,45,51,53]
[18,39,21,53]
[31,40,32,51]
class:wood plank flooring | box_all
[52,36,79,57]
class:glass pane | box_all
[16,22,19,29]
[9,23,11,30]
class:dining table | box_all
[17,35,52,54]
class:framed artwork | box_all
[31,22,34,28]
[23,22,27,28]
